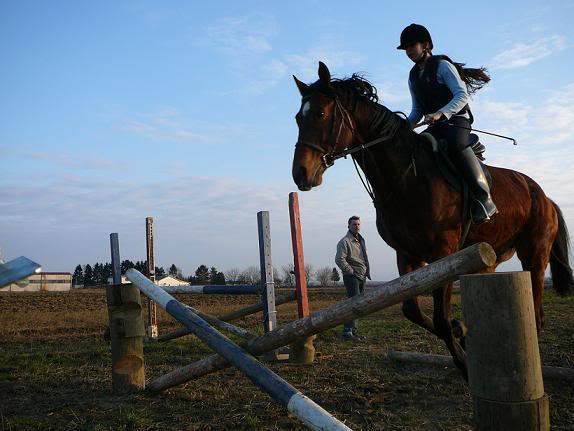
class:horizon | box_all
[2,1,573,281]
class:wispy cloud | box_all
[0,145,119,170]
[197,13,278,55]
[490,34,566,70]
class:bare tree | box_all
[240,265,260,284]
[304,264,314,286]
[315,266,332,287]
[225,268,242,285]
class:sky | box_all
[1,1,574,281]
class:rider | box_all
[398,23,497,223]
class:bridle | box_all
[295,92,400,168]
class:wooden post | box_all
[105,233,145,393]
[257,211,284,361]
[460,272,549,431]
[145,217,158,338]
[147,243,496,392]
[127,269,352,431]
[288,192,315,364]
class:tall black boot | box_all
[456,146,498,224]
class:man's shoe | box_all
[342,331,358,341]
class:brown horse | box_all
[292,62,574,377]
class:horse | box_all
[291,61,574,377]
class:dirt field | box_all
[1,288,572,430]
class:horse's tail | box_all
[549,200,574,296]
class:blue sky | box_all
[1,1,573,281]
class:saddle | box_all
[420,132,491,193]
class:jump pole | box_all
[105,233,145,393]
[289,192,315,364]
[126,269,352,431]
[461,272,549,430]
[155,291,297,342]
[145,217,158,338]
[146,242,496,392]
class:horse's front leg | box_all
[397,252,437,336]
[433,282,468,380]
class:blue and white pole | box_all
[126,269,352,431]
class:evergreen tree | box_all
[93,263,102,285]
[134,260,147,273]
[84,264,94,286]
[121,260,135,274]
[195,265,209,284]
[169,264,178,276]
[72,265,83,286]
[155,266,166,277]
[209,267,218,284]
[102,262,112,284]
[331,267,341,285]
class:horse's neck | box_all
[353,104,419,197]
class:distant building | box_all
[0,272,71,292]
[106,274,189,287]
[157,275,189,286]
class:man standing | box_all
[335,216,371,340]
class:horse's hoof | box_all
[451,319,467,339]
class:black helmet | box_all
[397,24,433,50]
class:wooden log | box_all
[105,233,145,394]
[155,291,297,342]
[126,269,352,431]
[387,351,574,381]
[461,272,549,431]
[289,192,315,364]
[148,242,496,392]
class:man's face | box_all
[348,219,361,234]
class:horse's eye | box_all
[318,111,325,118]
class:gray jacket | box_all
[335,231,371,281]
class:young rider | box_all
[398,23,497,223]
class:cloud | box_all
[0,145,119,170]
[198,13,277,55]
[490,35,566,70]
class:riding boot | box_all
[456,146,498,224]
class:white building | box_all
[156,275,189,286]
[0,272,71,292]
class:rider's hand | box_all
[424,112,445,125]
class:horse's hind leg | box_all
[433,282,468,379]
[397,254,437,335]
[516,245,550,333]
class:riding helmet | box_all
[397,24,433,50]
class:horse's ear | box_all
[293,75,309,96]
[318,61,331,86]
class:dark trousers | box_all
[428,116,471,154]
[343,274,365,333]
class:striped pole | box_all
[162,285,260,295]
[126,269,352,431]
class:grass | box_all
[0,288,572,430]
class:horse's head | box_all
[292,62,355,191]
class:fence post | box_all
[105,233,145,393]
[145,217,158,338]
[257,211,285,361]
[460,272,549,431]
[288,192,315,364]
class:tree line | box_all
[72,260,341,287]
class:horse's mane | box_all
[314,74,411,138]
